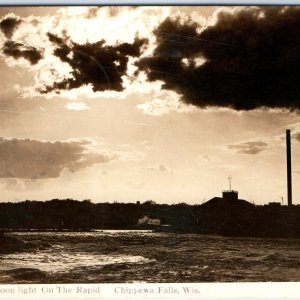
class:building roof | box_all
[201,197,254,208]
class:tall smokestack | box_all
[286,129,292,207]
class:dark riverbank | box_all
[1,199,300,238]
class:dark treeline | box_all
[0,199,196,231]
[2,199,300,237]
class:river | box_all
[1,230,300,283]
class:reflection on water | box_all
[1,250,154,273]
[1,231,300,283]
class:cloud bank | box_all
[40,33,147,94]
[0,16,22,38]
[3,7,300,113]
[137,7,300,111]
[3,40,43,65]
[0,138,117,179]
[228,141,268,154]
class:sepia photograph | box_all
[1,5,300,284]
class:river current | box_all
[1,230,300,283]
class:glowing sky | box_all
[1,6,300,205]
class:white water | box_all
[1,231,300,283]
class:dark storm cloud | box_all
[3,41,43,65]
[137,7,300,111]
[41,33,147,93]
[0,138,117,179]
[228,141,268,154]
[0,16,22,38]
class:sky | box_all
[0,6,300,205]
